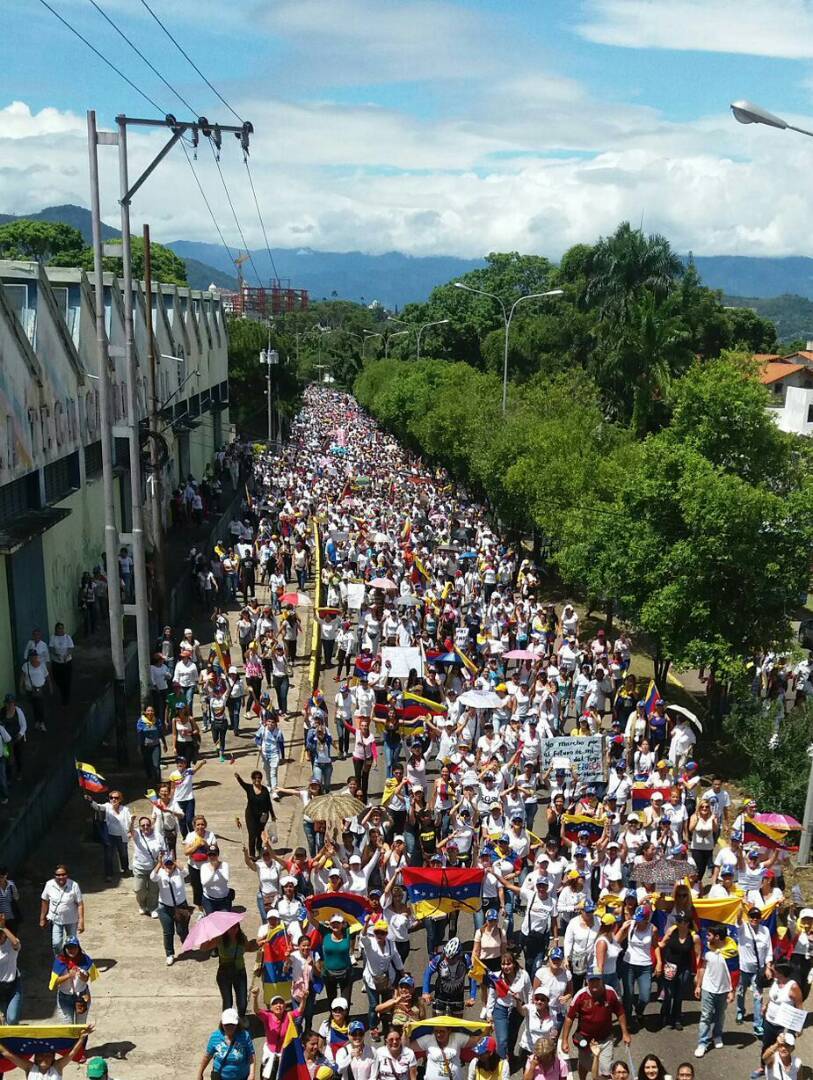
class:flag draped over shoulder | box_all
[744,817,800,852]
[374,714,426,739]
[405,1016,490,1041]
[401,867,484,919]
[76,762,108,795]
[760,898,782,944]
[304,892,373,931]
[562,814,606,844]
[0,1026,86,1073]
[49,950,99,992]
[277,1014,310,1080]
[693,895,741,987]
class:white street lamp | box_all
[453,282,563,413]
[416,318,449,362]
[385,329,410,358]
[730,99,813,137]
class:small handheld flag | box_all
[76,762,108,795]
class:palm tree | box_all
[586,222,684,319]
[599,292,693,436]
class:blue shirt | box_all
[206,1029,254,1079]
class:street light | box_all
[731,96,813,863]
[363,330,384,358]
[416,319,449,362]
[454,282,563,413]
[730,99,813,136]
[385,329,410,358]
[260,348,279,444]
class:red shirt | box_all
[566,985,622,1039]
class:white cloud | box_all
[578,0,813,59]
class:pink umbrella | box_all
[369,577,397,590]
[280,591,311,607]
[503,649,537,660]
[754,812,802,829]
[180,910,245,953]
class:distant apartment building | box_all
[0,261,230,692]
[757,349,813,436]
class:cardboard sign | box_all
[773,1002,807,1033]
[346,582,366,610]
[381,646,424,679]
[540,735,607,782]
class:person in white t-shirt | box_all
[693,924,734,1058]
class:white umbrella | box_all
[459,689,503,709]
[664,703,703,732]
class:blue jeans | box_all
[314,761,333,790]
[58,989,88,1024]
[229,698,242,734]
[661,967,691,1026]
[492,1003,514,1059]
[366,982,384,1031]
[225,571,238,600]
[383,739,402,778]
[273,676,289,714]
[737,970,764,1029]
[697,989,728,1049]
[202,893,232,915]
[51,921,77,954]
[297,568,307,590]
[525,803,538,831]
[303,820,320,857]
[178,798,195,835]
[623,962,652,1017]
[0,976,22,1023]
[181,685,195,710]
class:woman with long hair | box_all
[637,1056,669,1080]
[235,770,275,860]
[656,910,700,1031]
[214,923,248,1021]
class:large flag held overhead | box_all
[76,762,108,795]
[630,786,673,812]
[744,816,800,852]
[562,813,607,844]
[304,891,373,931]
[401,867,484,919]
[405,1016,490,1042]
[0,1026,86,1073]
[693,895,741,988]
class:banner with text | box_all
[540,735,607,782]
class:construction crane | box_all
[234,251,250,291]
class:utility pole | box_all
[260,346,279,445]
[87,109,128,764]
[88,110,252,697]
[142,224,168,627]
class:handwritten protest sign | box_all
[346,582,366,610]
[540,736,607,782]
[381,646,424,679]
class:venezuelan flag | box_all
[487,970,511,997]
[327,1022,349,1051]
[401,867,484,919]
[744,817,800,852]
[76,762,108,795]
[49,951,99,992]
[642,681,660,717]
[405,1017,490,1042]
[562,814,606,844]
[413,556,431,585]
[0,1026,87,1073]
[304,891,373,931]
[468,954,488,983]
[261,958,292,1005]
[631,786,673,812]
[693,895,741,988]
[403,691,447,717]
[374,715,426,739]
[453,644,478,677]
[760,899,781,945]
[277,1015,311,1080]
[262,920,289,964]
[146,789,161,806]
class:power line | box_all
[37,0,165,113]
[180,140,237,273]
[138,0,244,124]
[86,0,198,115]
[208,139,263,287]
[244,158,280,286]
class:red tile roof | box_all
[760,362,805,385]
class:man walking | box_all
[694,923,735,1058]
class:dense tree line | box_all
[353,223,813,698]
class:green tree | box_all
[0,220,85,263]
[227,317,301,436]
[90,238,188,286]
[586,221,684,320]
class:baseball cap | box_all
[328,867,343,877]
[86,1060,108,1079]
[348,1021,366,1035]
[511,810,525,821]
[473,1037,497,1057]
[349,854,362,865]
[784,1033,797,1047]
[331,997,349,1010]
[532,986,549,998]
[575,846,589,857]
[586,969,604,982]
[633,905,652,922]
[583,899,596,912]
[329,914,345,924]
[550,946,564,960]
[398,975,415,987]
[486,908,499,921]
[721,866,735,877]
[373,920,389,933]
[535,877,550,887]
[651,791,664,802]
[601,913,617,927]
[221,1008,240,1026]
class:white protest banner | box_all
[540,735,607,782]
[381,646,424,679]
[346,582,366,610]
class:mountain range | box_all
[4,205,813,322]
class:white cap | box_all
[783,1032,796,1046]
[184,628,193,635]
[331,997,349,1010]
[799,907,813,920]
[328,867,343,877]
[393,834,405,843]
[349,854,362,865]
[221,1008,240,1026]
[280,875,297,887]
[329,913,345,924]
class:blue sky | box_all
[5,0,813,257]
